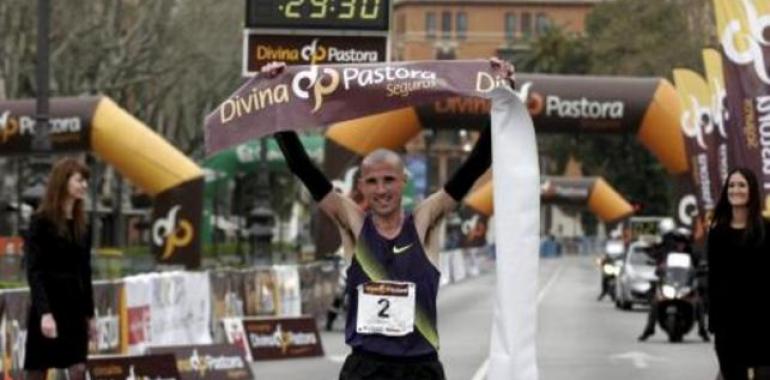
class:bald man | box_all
[271,59,512,380]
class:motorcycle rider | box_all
[638,222,709,342]
[597,231,624,301]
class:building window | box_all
[536,13,550,35]
[505,13,517,42]
[426,12,437,40]
[521,12,532,39]
[441,11,452,39]
[456,12,467,40]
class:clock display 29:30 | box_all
[247,0,389,30]
[280,0,382,20]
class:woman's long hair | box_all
[711,167,765,245]
[37,157,90,239]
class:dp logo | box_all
[291,66,340,113]
[153,205,193,259]
[720,0,770,84]
[0,111,20,143]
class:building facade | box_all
[392,0,601,61]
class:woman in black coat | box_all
[24,157,95,380]
[707,167,770,380]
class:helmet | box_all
[658,218,676,235]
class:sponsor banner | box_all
[152,178,203,269]
[209,270,246,343]
[298,264,321,319]
[149,272,213,347]
[205,60,515,154]
[87,354,181,380]
[673,69,719,212]
[90,281,123,355]
[148,344,253,380]
[0,290,31,379]
[274,266,302,317]
[0,97,98,155]
[243,268,278,317]
[414,74,658,134]
[713,0,770,215]
[244,33,387,75]
[702,48,731,189]
[124,275,153,355]
[222,317,252,362]
[242,316,323,360]
[540,177,594,205]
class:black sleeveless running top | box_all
[344,213,441,356]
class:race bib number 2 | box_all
[356,281,416,337]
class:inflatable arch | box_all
[324,73,686,218]
[0,96,203,268]
[465,176,633,223]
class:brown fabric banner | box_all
[0,97,99,155]
[242,316,323,360]
[245,33,387,74]
[87,354,181,379]
[204,60,510,155]
[416,74,659,134]
[540,177,595,205]
[713,0,770,214]
[703,49,731,196]
[148,344,254,380]
[674,69,719,213]
[151,178,204,269]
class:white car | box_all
[614,240,658,310]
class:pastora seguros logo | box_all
[152,205,193,260]
[720,0,770,84]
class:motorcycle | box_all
[655,252,700,342]
[597,239,624,301]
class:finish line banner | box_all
[204,60,514,155]
[205,60,540,379]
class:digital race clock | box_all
[246,0,390,31]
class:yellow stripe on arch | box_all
[326,107,422,155]
[587,178,634,223]
[90,97,202,196]
[637,79,688,175]
[464,180,494,216]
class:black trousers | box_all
[714,333,770,380]
[339,349,445,380]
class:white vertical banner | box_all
[183,272,213,344]
[124,274,153,355]
[274,266,302,317]
[488,87,540,379]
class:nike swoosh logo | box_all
[393,243,413,254]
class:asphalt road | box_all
[251,255,719,380]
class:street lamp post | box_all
[34,0,51,152]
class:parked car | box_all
[615,240,658,310]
